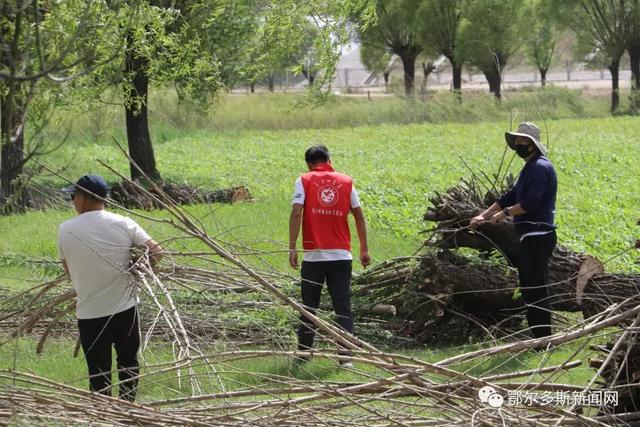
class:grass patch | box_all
[0,335,604,403]
[1,107,638,402]
[5,116,638,274]
[51,87,618,141]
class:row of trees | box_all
[0,0,367,209]
[356,0,640,112]
[2,1,638,209]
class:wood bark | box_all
[400,53,418,97]
[0,93,26,208]
[591,335,640,414]
[109,181,251,210]
[609,57,621,113]
[539,68,547,87]
[124,33,160,182]
[450,59,462,93]
[421,62,435,93]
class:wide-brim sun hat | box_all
[505,122,547,156]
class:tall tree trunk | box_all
[608,57,620,113]
[308,73,315,85]
[250,82,255,93]
[267,74,275,92]
[400,54,417,97]
[0,92,26,208]
[540,68,547,87]
[421,62,435,94]
[383,71,390,91]
[483,69,502,100]
[124,37,160,182]
[0,5,28,209]
[446,55,462,93]
[628,46,640,113]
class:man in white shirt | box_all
[58,175,162,401]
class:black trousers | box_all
[77,305,140,401]
[518,231,557,338]
[297,260,353,351]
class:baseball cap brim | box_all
[504,132,547,156]
[61,184,77,194]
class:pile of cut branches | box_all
[354,174,640,344]
[2,150,639,424]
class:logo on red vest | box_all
[317,185,339,207]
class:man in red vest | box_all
[289,144,371,367]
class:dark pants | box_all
[518,231,557,338]
[77,306,140,401]
[297,260,353,351]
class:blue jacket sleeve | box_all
[497,186,516,208]
[519,165,548,212]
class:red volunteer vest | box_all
[300,162,353,252]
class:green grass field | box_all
[2,114,638,273]
[0,92,638,403]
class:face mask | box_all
[515,144,532,158]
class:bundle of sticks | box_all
[0,259,291,356]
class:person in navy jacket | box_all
[471,122,557,339]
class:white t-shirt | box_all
[292,177,361,262]
[58,210,151,319]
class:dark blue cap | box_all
[61,175,109,198]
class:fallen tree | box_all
[110,181,251,209]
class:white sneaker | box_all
[339,361,353,369]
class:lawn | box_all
[2,115,638,274]
[0,102,638,404]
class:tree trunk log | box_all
[109,181,252,210]
[354,249,640,343]
[483,69,502,100]
[609,57,621,113]
[420,179,634,316]
[540,68,547,87]
[124,34,160,182]
[400,54,417,97]
[0,90,27,210]
[451,62,462,93]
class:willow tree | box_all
[417,0,465,93]
[457,0,527,100]
[94,0,260,181]
[360,42,393,89]
[526,0,559,87]
[356,0,424,97]
[620,0,640,111]
[0,0,121,209]
[103,0,363,180]
[559,0,627,112]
